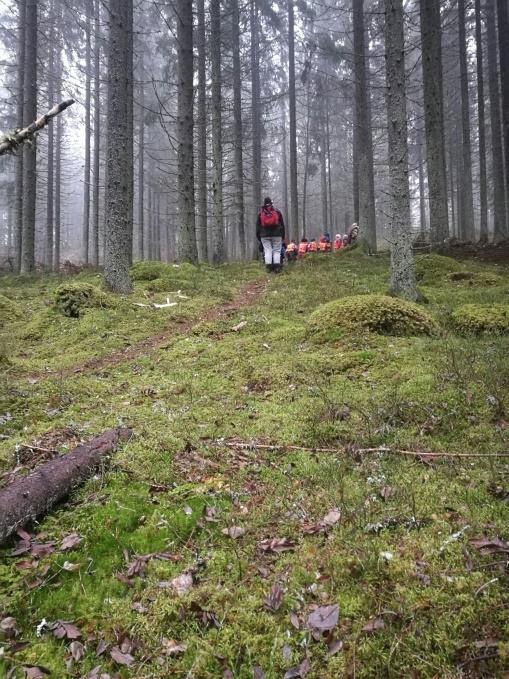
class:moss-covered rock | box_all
[54,282,110,318]
[414,254,463,284]
[0,293,22,327]
[308,294,436,340]
[452,303,509,334]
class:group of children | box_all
[283,226,359,263]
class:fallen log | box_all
[0,427,132,545]
[0,99,75,157]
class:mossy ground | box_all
[1,251,509,678]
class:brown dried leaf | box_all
[307,604,339,633]
[69,640,85,662]
[60,533,82,551]
[264,583,284,612]
[379,486,396,501]
[362,616,385,633]
[51,621,82,640]
[95,639,108,657]
[283,658,310,679]
[0,617,19,637]
[161,637,187,656]
[222,526,246,539]
[15,559,38,570]
[258,538,296,553]
[171,572,194,595]
[327,638,344,656]
[253,667,266,679]
[23,667,51,678]
[289,611,301,629]
[29,542,56,558]
[131,602,148,614]
[62,561,80,572]
[469,537,509,554]
[110,646,135,666]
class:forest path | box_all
[28,278,267,382]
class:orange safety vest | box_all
[319,240,327,252]
[287,242,297,253]
[298,242,308,255]
[308,241,318,252]
[334,239,343,250]
[326,242,332,251]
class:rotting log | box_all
[0,99,75,157]
[0,427,132,544]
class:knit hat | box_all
[263,196,272,206]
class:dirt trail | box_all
[28,279,267,381]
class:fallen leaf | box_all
[171,572,194,595]
[282,644,292,661]
[379,486,396,501]
[60,533,82,551]
[188,601,220,627]
[258,538,296,553]
[126,556,149,578]
[95,639,108,656]
[204,506,219,522]
[69,640,85,662]
[363,616,385,633]
[307,604,339,633]
[289,611,301,629]
[301,508,341,535]
[264,583,284,612]
[62,561,80,572]
[283,658,310,678]
[161,637,187,656]
[131,602,148,614]
[222,526,246,539]
[15,559,38,570]
[231,321,248,332]
[0,617,19,637]
[29,542,56,558]
[469,537,509,554]
[253,667,266,679]
[327,638,344,656]
[51,621,81,640]
[474,638,499,649]
[110,646,135,666]
[23,667,51,678]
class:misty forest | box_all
[1,0,509,676]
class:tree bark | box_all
[45,6,55,272]
[384,0,417,300]
[280,94,289,226]
[176,0,198,263]
[497,0,509,210]
[486,0,507,240]
[54,49,62,271]
[353,0,377,251]
[232,0,246,259]
[419,0,448,243]
[137,52,145,261]
[0,429,132,545]
[20,0,37,274]
[14,0,26,274]
[288,0,299,240]
[196,0,208,263]
[91,0,101,266]
[82,0,92,264]
[475,0,488,242]
[210,0,224,263]
[104,0,133,292]
[458,0,475,240]
[417,127,427,237]
[251,0,262,249]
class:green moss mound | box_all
[131,261,198,282]
[447,270,502,286]
[414,254,463,284]
[308,294,436,340]
[54,282,110,318]
[452,303,509,334]
[0,293,22,327]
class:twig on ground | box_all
[210,440,509,459]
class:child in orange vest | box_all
[308,239,318,253]
[333,234,343,250]
[298,238,308,258]
[286,240,298,262]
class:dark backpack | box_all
[259,206,280,228]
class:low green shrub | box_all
[308,294,436,340]
[414,254,463,284]
[452,303,509,334]
[54,282,110,318]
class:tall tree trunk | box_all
[281,96,289,226]
[251,0,262,250]
[419,0,449,243]
[54,47,62,271]
[417,127,427,237]
[325,95,333,234]
[82,0,92,263]
[497,0,509,210]
[196,0,208,262]
[14,0,26,274]
[45,7,55,272]
[104,0,133,292]
[486,0,507,240]
[137,53,145,261]
[353,0,377,251]
[302,81,312,236]
[176,0,198,263]
[91,0,101,266]
[21,0,37,274]
[458,0,475,240]
[385,0,417,300]
[475,0,488,242]
[288,0,299,240]
[352,116,359,224]
[126,0,134,265]
[232,0,246,259]
[147,184,153,260]
[210,0,224,263]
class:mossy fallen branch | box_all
[0,428,132,544]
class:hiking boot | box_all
[273,264,282,273]
[266,264,274,273]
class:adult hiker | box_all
[346,223,359,246]
[256,197,286,273]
